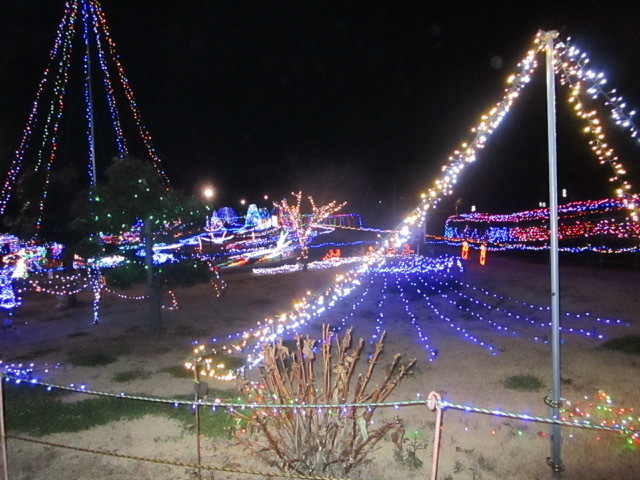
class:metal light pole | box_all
[542,29,564,474]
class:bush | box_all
[102,259,212,290]
[111,369,151,383]
[68,353,118,367]
[230,325,416,477]
[602,335,640,355]
[103,262,146,289]
[503,374,544,392]
[160,365,193,379]
[159,259,211,288]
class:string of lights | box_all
[392,272,439,361]
[412,271,500,355]
[452,279,630,327]
[427,235,640,254]
[555,39,638,217]
[0,2,78,215]
[3,369,635,447]
[443,198,640,250]
[32,2,78,230]
[0,0,170,223]
[83,0,127,162]
[385,31,640,263]
[89,0,169,183]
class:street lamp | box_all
[203,187,215,201]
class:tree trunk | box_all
[144,218,163,335]
[301,245,309,271]
[58,245,79,309]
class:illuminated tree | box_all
[275,191,346,267]
[83,156,206,334]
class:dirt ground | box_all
[1,252,639,479]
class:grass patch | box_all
[3,382,237,438]
[68,353,118,367]
[602,335,640,355]
[198,352,247,372]
[171,325,209,338]
[160,353,246,380]
[27,347,62,358]
[111,369,152,383]
[166,392,240,438]
[160,365,193,379]
[502,374,544,392]
[4,383,155,435]
[67,332,91,338]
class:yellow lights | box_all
[183,32,640,383]
[416,31,640,230]
[556,39,640,206]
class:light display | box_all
[192,254,630,375]
[28,273,89,296]
[274,192,347,262]
[322,248,341,260]
[0,266,19,313]
[461,240,470,259]
[390,273,438,361]
[318,213,363,229]
[443,198,640,252]
[479,243,487,265]
[561,390,640,447]
[554,40,639,219]
[443,281,605,339]
[0,0,169,225]
[455,279,629,327]
[388,31,640,263]
[310,239,377,251]
[2,26,639,461]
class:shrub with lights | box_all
[229,325,415,476]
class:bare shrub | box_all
[229,325,416,476]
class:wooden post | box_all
[1,377,10,480]
[193,360,202,480]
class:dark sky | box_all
[1,1,640,228]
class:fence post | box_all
[193,359,202,480]
[427,391,443,480]
[1,376,9,480]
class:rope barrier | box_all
[5,434,353,480]
[0,371,430,408]
[1,372,633,436]
[438,399,631,435]
[2,372,636,480]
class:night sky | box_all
[1,1,640,229]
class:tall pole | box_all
[82,0,98,188]
[543,30,563,474]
